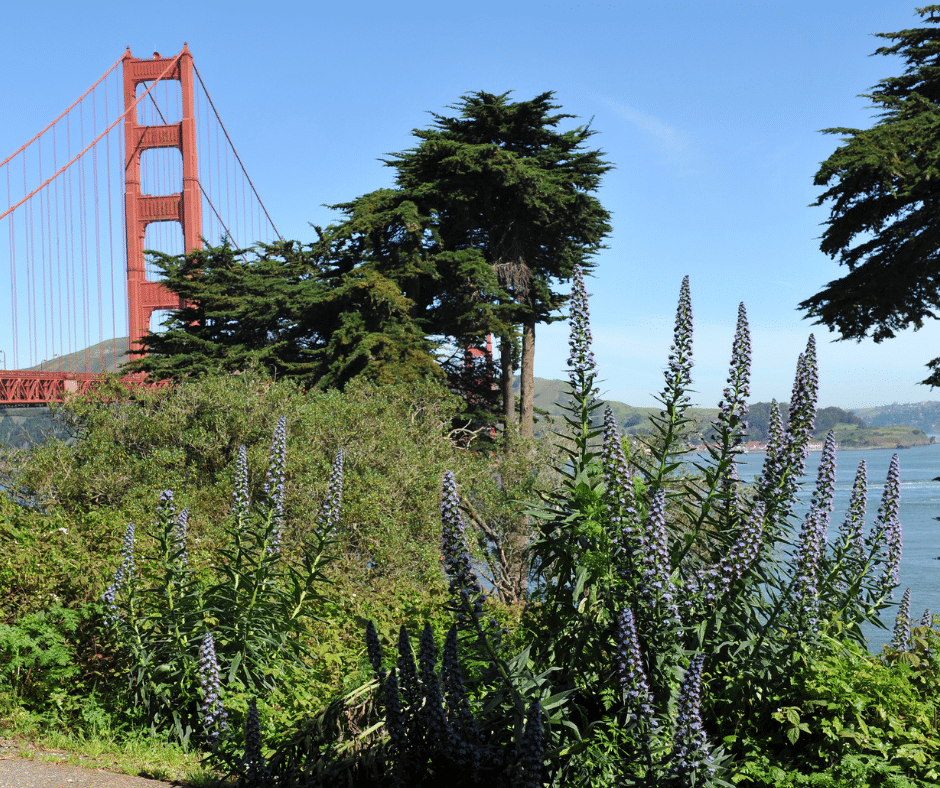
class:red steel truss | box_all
[0,372,168,405]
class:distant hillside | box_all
[528,376,719,436]
[853,402,940,435]
[527,377,934,448]
[25,337,130,375]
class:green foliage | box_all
[800,5,940,386]
[126,239,443,391]
[0,372,500,586]
[0,605,81,708]
[733,631,940,787]
[0,495,125,622]
[101,424,338,745]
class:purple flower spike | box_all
[264,418,288,555]
[518,700,544,788]
[715,302,751,445]
[199,631,228,742]
[839,460,868,589]
[668,654,714,783]
[318,450,344,532]
[566,265,598,403]
[616,607,654,723]
[602,406,631,497]
[174,507,189,567]
[793,430,838,632]
[159,489,176,513]
[921,609,933,629]
[875,454,902,599]
[263,416,287,502]
[788,336,819,446]
[757,402,783,485]
[366,621,386,681]
[661,276,694,408]
[602,407,639,549]
[103,522,136,621]
[717,501,765,594]
[440,471,483,611]
[417,624,451,750]
[441,624,478,760]
[639,490,682,630]
[383,668,407,764]
[892,588,912,651]
[232,444,249,519]
[760,340,819,535]
[242,697,270,784]
[640,490,668,596]
[811,431,838,519]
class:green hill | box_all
[25,337,130,375]
[527,376,719,436]
[527,377,934,448]
[853,402,940,435]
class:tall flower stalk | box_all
[892,588,913,652]
[199,632,228,745]
[792,430,838,635]
[647,275,695,489]
[440,470,484,621]
[562,264,603,473]
[667,654,713,785]
[102,522,136,622]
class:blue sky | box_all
[1,1,937,409]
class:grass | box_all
[0,703,228,786]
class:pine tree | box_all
[328,91,612,437]
[128,238,442,389]
[801,5,940,386]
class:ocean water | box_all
[731,442,940,653]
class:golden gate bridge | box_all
[0,45,280,404]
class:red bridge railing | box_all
[0,372,168,405]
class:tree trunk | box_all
[520,318,535,439]
[500,335,515,443]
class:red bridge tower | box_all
[122,45,203,353]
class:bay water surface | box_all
[730,441,940,652]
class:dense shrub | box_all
[0,372,542,739]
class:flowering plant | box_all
[101,420,343,746]
[260,269,908,787]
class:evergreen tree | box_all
[801,6,940,385]
[128,239,442,389]
[329,91,612,437]
[131,91,611,420]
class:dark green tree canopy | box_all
[800,6,940,384]
[331,90,612,434]
[127,239,442,390]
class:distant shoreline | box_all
[691,439,938,454]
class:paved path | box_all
[0,758,184,788]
